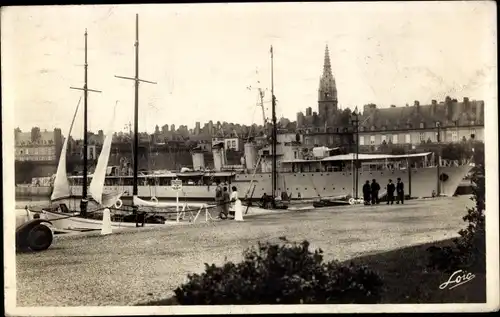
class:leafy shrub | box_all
[427,152,485,273]
[174,239,383,305]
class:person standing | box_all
[231,186,243,221]
[371,179,381,205]
[362,180,371,205]
[222,187,230,218]
[386,179,395,205]
[215,179,223,217]
[396,178,405,204]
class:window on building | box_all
[471,120,475,126]
[435,121,440,127]
[329,135,334,144]
[370,135,375,145]
[405,134,411,144]
[452,131,458,142]
[419,132,425,142]
[381,135,387,143]
[392,134,398,144]
[420,122,425,129]
[232,140,236,148]
[294,151,297,159]
[359,136,365,146]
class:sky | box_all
[2,2,497,138]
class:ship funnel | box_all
[212,143,225,172]
[192,151,205,171]
[244,142,258,170]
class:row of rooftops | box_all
[298,96,484,131]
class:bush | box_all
[427,152,485,273]
[174,239,384,305]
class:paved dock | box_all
[15,196,473,306]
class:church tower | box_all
[318,45,338,125]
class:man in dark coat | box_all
[362,180,371,205]
[396,178,405,204]
[215,179,223,216]
[386,179,396,205]
[371,179,381,205]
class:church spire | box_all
[323,44,332,77]
[318,44,338,124]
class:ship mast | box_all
[115,14,157,225]
[70,29,102,218]
[270,45,277,208]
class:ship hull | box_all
[65,165,472,201]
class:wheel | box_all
[27,224,53,252]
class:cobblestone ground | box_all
[14,196,473,306]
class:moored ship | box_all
[65,141,473,202]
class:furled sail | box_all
[89,102,118,205]
[51,97,82,201]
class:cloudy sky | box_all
[2,2,496,138]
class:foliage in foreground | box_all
[174,239,383,305]
[427,153,485,273]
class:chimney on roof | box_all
[390,104,396,108]
[476,100,484,122]
[431,99,437,117]
[463,97,470,113]
[406,103,409,107]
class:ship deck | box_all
[14,195,474,307]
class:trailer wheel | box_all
[27,224,53,252]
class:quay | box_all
[15,195,473,307]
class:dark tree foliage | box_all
[427,150,485,273]
[15,161,36,184]
[174,239,383,305]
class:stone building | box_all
[301,96,485,151]
[292,45,485,150]
[356,97,484,149]
[14,127,63,162]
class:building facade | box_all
[14,127,63,162]
[301,97,484,151]
[212,137,243,151]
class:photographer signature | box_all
[439,270,476,290]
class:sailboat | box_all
[26,27,170,231]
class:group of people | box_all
[362,178,405,205]
[214,179,244,221]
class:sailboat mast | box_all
[115,14,157,219]
[133,14,139,198]
[70,29,102,217]
[270,45,277,207]
[83,29,88,206]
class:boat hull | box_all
[38,209,171,231]
[66,165,472,201]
